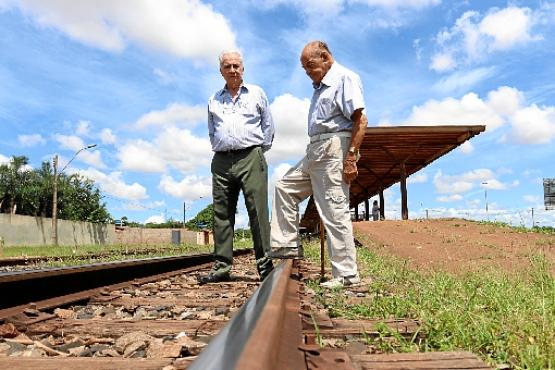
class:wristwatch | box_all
[346,146,359,161]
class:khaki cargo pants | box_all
[270,134,358,278]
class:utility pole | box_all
[51,155,58,245]
[482,182,489,221]
[51,144,97,245]
[183,201,186,226]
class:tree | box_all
[0,156,30,214]
[0,155,111,223]
[186,203,214,230]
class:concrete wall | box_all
[0,213,213,247]
[114,227,212,246]
[0,213,114,246]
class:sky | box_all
[1,0,554,228]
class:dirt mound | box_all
[353,218,555,274]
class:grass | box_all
[0,244,212,268]
[476,220,555,235]
[0,237,253,268]
[304,234,555,369]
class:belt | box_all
[217,145,260,155]
[309,131,351,143]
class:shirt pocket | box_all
[316,97,334,120]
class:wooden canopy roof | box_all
[300,125,486,229]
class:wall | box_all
[114,227,211,246]
[0,213,213,247]
[0,213,113,246]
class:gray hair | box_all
[306,40,332,58]
[219,50,243,66]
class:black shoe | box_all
[197,273,230,285]
[259,265,274,281]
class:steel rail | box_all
[0,249,251,311]
[189,259,305,370]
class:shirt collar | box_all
[218,83,248,97]
[313,62,339,89]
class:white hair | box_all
[219,50,243,66]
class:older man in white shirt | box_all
[199,50,274,284]
[270,41,368,288]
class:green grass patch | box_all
[476,220,555,235]
[1,243,212,258]
[1,238,253,268]
[304,236,555,369]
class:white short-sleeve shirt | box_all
[307,62,366,137]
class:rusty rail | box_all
[189,259,304,370]
[0,250,251,312]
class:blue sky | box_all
[1,0,554,228]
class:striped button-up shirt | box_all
[308,62,365,137]
[208,84,274,152]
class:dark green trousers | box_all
[211,146,273,277]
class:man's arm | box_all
[343,108,367,184]
[259,90,275,151]
[207,101,215,148]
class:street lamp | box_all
[481,182,488,220]
[51,144,97,245]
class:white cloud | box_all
[75,120,90,136]
[18,134,46,147]
[135,103,205,129]
[0,154,10,164]
[479,7,536,50]
[100,128,117,145]
[256,0,343,17]
[437,194,463,202]
[510,104,555,145]
[121,200,165,212]
[434,171,474,195]
[434,168,498,195]
[432,67,495,93]
[158,174,211,200]
[3,0,236,62]
[145,214,165,224]
[54,134,85,151]
[459,141,474,154]
[430,53,456,72]
[404,92,504,130]
[54,134,105,168]
[117,140,165,173]
[359,0,440,7]
[257,0,438,18]
[403,86,555,144]
[408,172,428,184]
[430,6,540,72]
[481,178,507,191]
[265,94,310,164]
[486,86,522,117]
[118,127,212,173]
[77,168,148,200]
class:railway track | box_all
[0,250,491,369]
[0,248,191,272]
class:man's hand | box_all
[343,158,358,184]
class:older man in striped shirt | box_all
[198,50,274,284]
